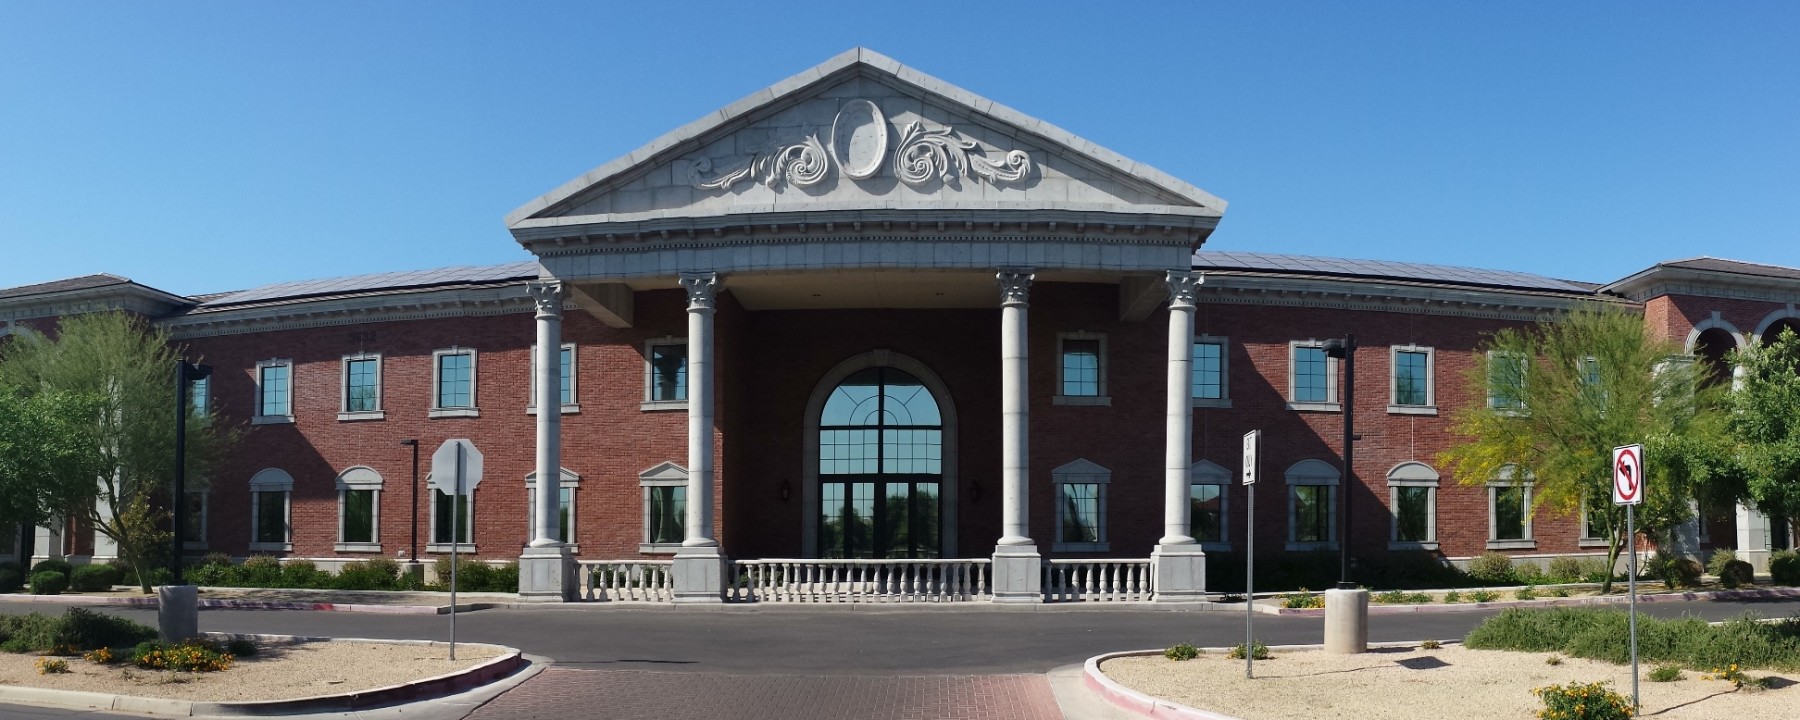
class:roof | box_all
[1192,251,1598,295]
[195,262,541,309]
[0,273,132,300]
[1656,257,1800,281]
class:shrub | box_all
[1548,587,1571,598]
[1281,589,1324,609]
[1421,639,1442,650]
[1355,550,1472,590]
[30,571,68,595]
[30,559,72,578]
[241,555,283,586]
[1374,589,1407,604]
[1515,562,1546,585]
[1547,556,1588,584]
[1405,592,1432,603]
[0,569,22,594]
[0,608,156,653]
[1468,589,1499,603]
[143,567,173,587]
[280,559,331,588]
[69,564,122,592]
[1444,590,1462,603]
[1516,586,1538,601]
[1227,641,1270,660]
[1468,552,1515,584]
[1532,681,1632,720]
[35,657,70,675]
[131,639,234,672]
[1706,549,1738,577]
[0,560,22,574]
[1164,643,1199,661]
[84,647,119,665]
[335,558,407,590]
[1719,560,1756,590]
[1649,555,1703,589]
[1770,549,1800,586]
[432,558,519,593]
[226,638,258,657]
[1544,655,1563,666]
[185,562,236,587]
[1649,663,1682,682]
[201,552,232,567]
[1467,607,1800,671]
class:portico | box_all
[507,48,1226,602]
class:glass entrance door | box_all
[818,367,943,558]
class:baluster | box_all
[1107,563,1118,601]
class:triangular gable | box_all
[506,48,1225,232]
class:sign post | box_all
[1613,443,1644,713]
[1242,430,1260,679]
[430,439,484,661]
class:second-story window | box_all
[432,348,478,417]
[342,354,382,418]
[254,359,293,423]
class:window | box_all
[643,338,688,409]
[639,462,688,553]
[336,466,382,552]
[817,366,944,558]
[1389,345,1436,414]
[428,482,474,551]
[1488,352,1527,412]
[340,354,383,420]
[1052,459,1109,552]
[190,375,209,415]
[253,359,293,424]
[1287,342,1339,411]
[180,490,207,550]
[530,343,578,413]
[1055,333,1108,405]
[1488,466,1535,549]
[1192,337,1230,408]
[431,348,479,418]
[248,468,293,551]
[1190,460,1231,548]
[526,468,580,547]
[1386,462,1439,549]
[1285,459,1339,550]
[1580,497,1611,548]
[1579,356,1607,408]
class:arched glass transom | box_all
[818,367,942,558]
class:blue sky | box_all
[2,2,1795,294]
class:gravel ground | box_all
[0,640,503,702]
[1103,645,1797,720]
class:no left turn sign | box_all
[1613,444,1644,505]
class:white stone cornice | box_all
[1194,273,1621,322]
[996,270,1033,307]
[527,281,565,320]
[1165,271,1203,309]
[159,283,548,339]
[679,272,722,311]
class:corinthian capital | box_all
[1165,271,1204,309]
[527,281,564,319]
[679,272,723,311]
[996,270,1034,307]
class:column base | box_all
[156,585,200,642]
[518,545,575,602]
[671,546,726,604]
[991,544,1042,603]
[1323,588,1369,654]
[1151,544,1207,602]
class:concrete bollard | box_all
[1323,587,1369,654]
[156,585,199,642]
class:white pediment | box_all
[507,49,1225,232]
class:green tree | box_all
[0,389,105,530]
[1723,328,1800,527]
[0,312,232,591]
[1440,306,1727,592]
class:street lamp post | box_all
[1322,335,1356,590]
[400,440,420,563]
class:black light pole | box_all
[1323,335,1356,590]
[400,440,420,562]
[172,361,212,585]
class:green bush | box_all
[0,608,156,653]
[143,566,173,587]
[30,559,72,578]
[280,559,331,588]
[1467,607,1800,671]
[1719,560,1756,589]
[1514,562,1546,585]
[226,638,258,657]
[1443,590,1463,603]
[0,569,22,594]
[1227,641,1270,660]
[1164,643,1199,661]
[1533,681,1633,720]
[1547,556,1587,583]
[1467,552,1515,584]
[335,558,408,590]
[201,552,232,567]
[1649,555,1703,589]
[1649,663,1683,682]
[1356,551,1473,590]
[0,560,24,575]
[1771,549,1800,586]
[1467,589,1499,603]
[1706,549,1738,577]
[1374,589,1407,604]
[432,558,519,593]
[29,571,68,595]
[69,564,122,592]
[1280,589,1324,609]
[1515,586,1537,601]
[131,639,233,672]
[241,555,283,586]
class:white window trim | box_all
[641,337,689,411]
[1386,461,1439,550]
[1190,460,1231,551]
[1286,341,1341,412]
[1487,467,1536,549]
[430,347,480,418]
[1053,332,1110,406]
[335,466,383,552]
[181,490,208,551]
[1388,345,1437,415]
[1487,350,1528,415]
[1190,335,1232,409]
[1286,460,1339,551]
[1052,459,1110,552]
[426,478,476,553]
[248,468,293,552]
[252,358,295,425]
[528,343,581,415]
[526,468,581,551]
[190,376,210,417]
[338,353,386,421]
[639,462,688,553]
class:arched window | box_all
[1694,328,1738,387]
[817,367,943,558]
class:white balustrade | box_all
[577,560,675,602]
[728,559,991,603]
[1042,559,1154,602]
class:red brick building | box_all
[5,50,1795,599]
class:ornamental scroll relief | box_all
[684,99,1034,191]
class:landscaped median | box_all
[1088,608,1800,719]
[1251,583,1800,616]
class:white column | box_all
[680,272,720,548]
[997,270,1034,547]
[1161,271,1204,546]
[528,281,564,548]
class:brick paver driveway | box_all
[469,667,1062,720]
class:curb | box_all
[0,634,528,717]
[1083,641,1443,720]
[0,593,509,615]
[1256,586,1800,617]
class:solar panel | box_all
[202,261,541,307]
[1192,251,1591,293]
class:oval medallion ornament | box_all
[831,100,888,180]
